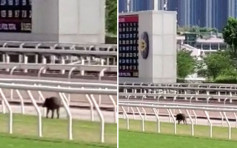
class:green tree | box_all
[223,17,237,56]
[204,51,234,80]
[196,60,208,77]
[106,0,117,35]
[177,50,196,78]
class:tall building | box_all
[119,0,237,31]
[119,0,127,12]
[228,0,237,17]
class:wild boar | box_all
[42,97,61,119]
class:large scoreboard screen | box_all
[0,0,31,33]
[119,15,139,77]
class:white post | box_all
[81,59,85,76]
[16,89,25,114]
[0,89,13,134]
[51,55,56,64]
[167,109,172,123]
[2,100,6,114]
[59,93,73,140]
[153,108,160,133]
[35,54,39,64]
[186,110,194,136]
[86,94,94,121]
[234,112,237,128]
[136,107,145,132]
[131,107,135,119]
[204,111,212,138]
[98,88,102,105]
[2,54,5,63]
[109,95,117,123]
[106,58,109,65]
[27,91,42,137]
[38,67,47,79]
[168,109,176,134]
[19,54,23,63]
[37,89,45,101]
[220,112,224,126]
[42,56,47,74]
[61,56,66,74]
[6,54,10,72]
[23,55,28,73]
[142,107,147,120]
[99,68,107,81]
[61,93,69,105]
[90,95,105,143]
[223,112,231,140]
[10,83,14,100]
[68,67,77,101]
[192,110,197,125]
[122,106,129,130]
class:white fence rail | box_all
[0,79,117,89]
[0,82,117,143]
[119,102,237,140]
[119,83,237,140]
[0,63,117,73]
[120,82,237,89]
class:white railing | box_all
[119,92,237,104]
[119,102,237,140]
[0,41,117,52]
[0,79,117,89]
[0,63,117,72]
[0,47,117,57]
[0,82,117,143]
[120,82,237,89]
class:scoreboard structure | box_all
[119,15,139,77]
[119,11,177,83]
[0,0,31,33]
[0,0,105,44]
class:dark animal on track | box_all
[176,113,187,124]
[42,97,62,119]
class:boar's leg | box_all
[57,108,60,119]
[51,109,55,119]
[46,108,49,118]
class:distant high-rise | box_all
[119,0,237,31]
[228,0,237,17]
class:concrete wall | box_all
[0,0,105,44]
[151,11,177,83]
[120,10,177,83]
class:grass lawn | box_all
[0,134,113,148]
[119,119,237,148]
[119,119,237,140]
[119,130,237,148]
[0,114,117,148]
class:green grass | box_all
[0,133,113,148]
[0,114,117,148]
[119,119,237,148]
[119,119,237,140]
[119,130,237,148]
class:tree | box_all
[106,0,117,35]
[223,17,237,56]
[204,51,234,80]
[177,50,196,78]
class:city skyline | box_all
[119,0,237,31]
